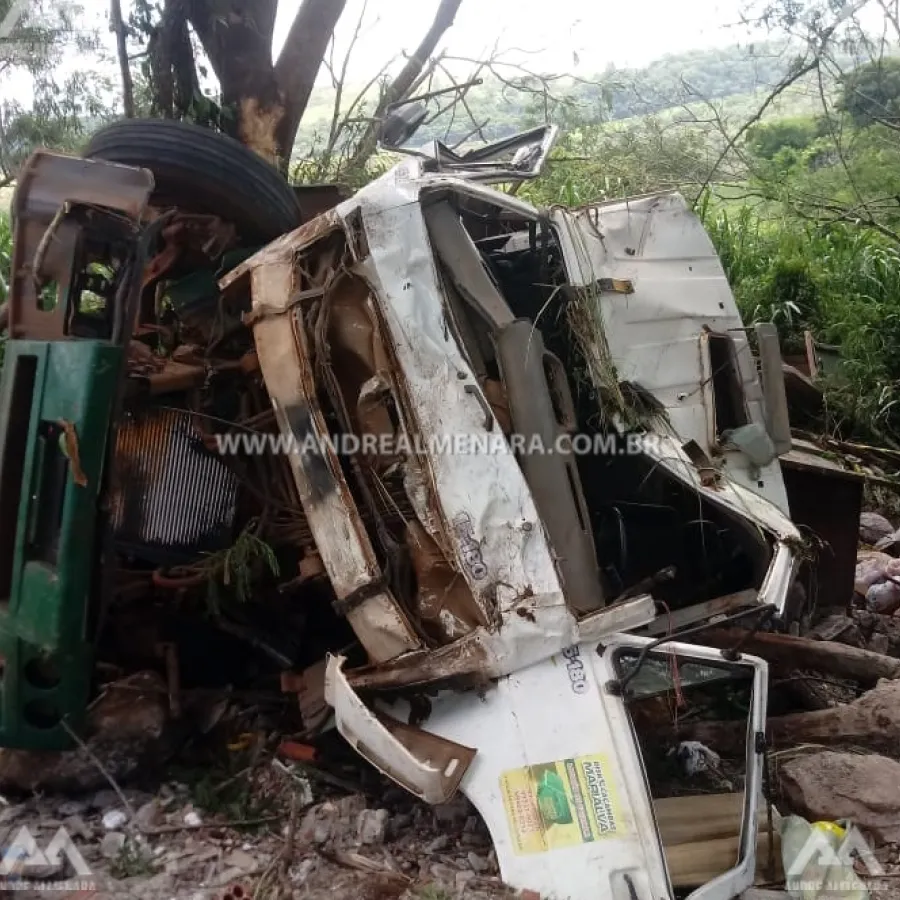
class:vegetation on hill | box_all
[4,8,900,442]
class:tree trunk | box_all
[110,0,135,117]
[680,678,900,755]
[691,628,900,685]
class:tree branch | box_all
[345,0,463,174]
[110,0,134,117]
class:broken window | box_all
[613,647,775,892]
[706,332,749,436]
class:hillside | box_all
[294,40,850,153]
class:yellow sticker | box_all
[500,754,623,855]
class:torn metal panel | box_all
[249,261,420,663]
[552,194,790,515]
[348,594,656,690]
[217,209,343,293]
[9,150,154,341]
[325,654,476,804]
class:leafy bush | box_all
[702,201,900,438]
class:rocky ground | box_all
[0,780,518,900]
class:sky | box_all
[1,0,755,105]
[274,0,752,79]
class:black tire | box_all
[84,119,302,242]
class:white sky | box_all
[0,0,764,104]
[276,0,750,78]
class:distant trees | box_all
[840,58,900,128]
[0,0,113,185]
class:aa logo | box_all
[786,824,883,878]
[0,826,92,878]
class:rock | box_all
[135,800,162,831]
[63,815,92,840]
[222,849,258,872]
[130,871,174,897]
[861,512,894,545]
[867,579,900,614]
[92,788,122,811]
[430,862,458,881]
[875,532,900,556]
[0,671,171,793]
[102,809,128,831]
[425,835,451,853]
[467,851,489,873]
[101,831,128,859]
[870,633,890,654]
[456,870,477,890]
[433,796,472,829]
[356,808,389,845]
[183,810,202,828]
[781,750,900,842]
[58,799,88,817]
[299,802,336,845]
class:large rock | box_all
[0,671,171,794]
[860,512,895,546]
[781,750,900,842]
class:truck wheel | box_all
[84,119,302,242]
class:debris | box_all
[183,810,203,828]
[781,815,870,900]
[0,671,169,793]
[221,849,259,873]
[860,512,895,545]
[781,751,900,843]
[101,831,128,859]
[102,809,129,830]
[674,741,721,776]
[689,627,900,684]
[357,808,389,845]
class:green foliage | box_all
[521,117,713,207]
[840,58,900,128]
[746,116,822,159]
[109,840,157,879]
[204,520,280,613]
[702,203,900,437]
[0,0,114,182]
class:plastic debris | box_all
[674,741,721,776]
[102,808,128,830]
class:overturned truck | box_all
[1,117,803,899]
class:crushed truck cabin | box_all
[0,120,808,900]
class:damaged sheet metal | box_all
[248,260,421,664]
[551,193,791,513]
[334,633,770,900]
[9,151,155,341]
[225,168,658,689]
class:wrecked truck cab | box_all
[219,157,794,898]
[222,157,801,687]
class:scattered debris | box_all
[8,112,900,900]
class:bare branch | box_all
[345,0,463,174]
[110,0,134,117]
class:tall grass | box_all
[701,198,900,439]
